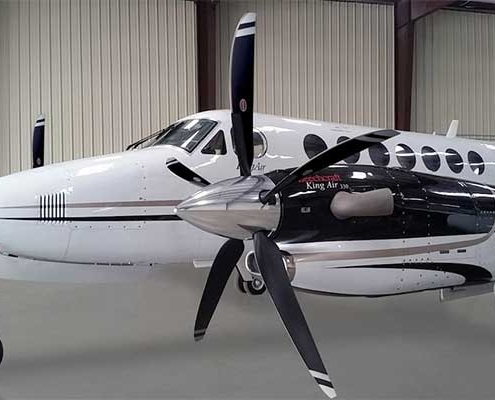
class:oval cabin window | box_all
[337,136,360,163]
[368,143,390,166]
[421,146,441,171]
[395,143,416,170]
[445,148,463,173]
[253,130,267,158]
[468,151,485,175]
[303,134,327,159]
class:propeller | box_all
[230,12,256,177]
[253,231,336,397]
[32,114,46,168]
[166,158,210,187]
[174,11,400,399]
[194,239,244,341]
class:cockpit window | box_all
[201,130,227,155]
[152,119,217,152]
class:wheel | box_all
[247,278,266,295]
[237,274,247,293]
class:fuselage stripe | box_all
[0,215,182,222]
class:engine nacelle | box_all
[245,250,296,282]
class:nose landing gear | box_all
[237,274,266,295]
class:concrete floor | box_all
[0,264,494,399]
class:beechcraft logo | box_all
[239,98,247,112]
[298,174,349,191]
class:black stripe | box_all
[59,193,62,220]
[1,214,182,222]
[337,263,492,283]
[314,377,334,388]
[238,21,255,29]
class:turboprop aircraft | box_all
[0,11,495,399]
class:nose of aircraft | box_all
[0,165,73,260]
[176,175,281,240]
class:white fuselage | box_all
[1,110,494,296]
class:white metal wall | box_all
[412,10,495,140]
[0,0,197,176]
[216,0,395,128]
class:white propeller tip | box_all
[240,12,256,24]
[320,385,337,398]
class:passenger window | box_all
[253,130,267,158]
[304,134,327,159]
[201,130,226,155]
[445,148,463,173]
[395,143,416,170]
[468,151,485,175]
[421,146,440,171]
[337,136,359,163]
[368,143,390,166]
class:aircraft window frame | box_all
[201,130,227,155]
[253,129,268,158]
[303,134,328,159]
[421,146,441,172]
[152,119,218,153]
[445,148,464,173]
[368,142,390,167]
[468,150,485,175]
[337,136,360,163]
[395,143,416,170]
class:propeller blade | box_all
[166,158,211,188]
[253,231,336,399]
[32,114,46,168]
[230,12,256,177]
[194,239,245,341]
[261,129,399,203]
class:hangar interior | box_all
[1,2,495,400]
[0,0,495,176]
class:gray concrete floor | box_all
[0,264,494,399]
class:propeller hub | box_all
[176,176,281,240]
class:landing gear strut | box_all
[237,273,266,295]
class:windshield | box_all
[152,119,217,152]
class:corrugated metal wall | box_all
[0,0,197,176]
[412,10,495,140]
[216,0,395,128]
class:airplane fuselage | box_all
[0,110,494,296]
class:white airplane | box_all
[0,12,494,398]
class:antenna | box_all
[446,120,459,138]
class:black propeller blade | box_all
[230,13,256,177]
[253,231,336,398]
[260,129,399,203]
[32,114,46,168]
[194,239,245,341]
[166,158,211,188]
